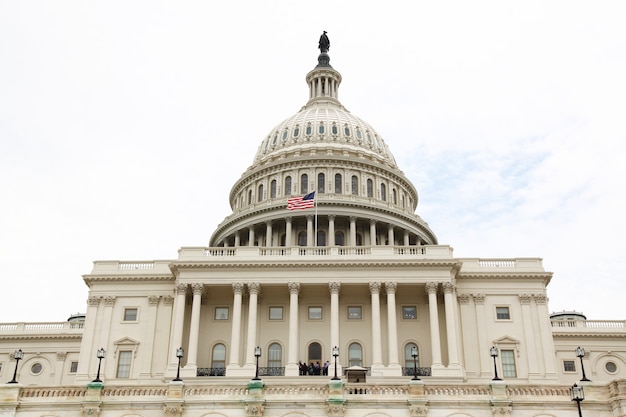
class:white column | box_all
[443,282,460,366]
[369,282,383,367]
[473,294,490,376]
[75,296,101,382]
[228,283,244,368]
[426,282,442,366]
[265,221,273,247]
[171,284,187,365]
[139,295,160,378]
[285,217,292,247]
[286,282,300,376]
[387,224,394,245]
[329,282,341,350]
[234,231,240,247]
[535,294,558,377]
[328,215,335,246]
[245,283,261,366]
[55,352,67,385]
[349,216,356,246]
[370,220,377,246]
[404,230,409,246]
[187,283,203,367]
[307,215,314,246]
[385,282,400,368]
[248,227,255,247]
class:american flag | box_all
[286,191,316,210]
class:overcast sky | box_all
[1,1,625,323]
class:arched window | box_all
[344,124,351,137]
[300,174,308,194]
[285,176,292,196]
[282,129,289,141]
[392,188,397,205]
[258,184,264,202]
[248,190,253,204]
[305,123,312,136]
[298,231,307,247]
[404,344,419,369]
[381,183,387,201]
[349,343,363,367]
[268,343,282,369]
[270,180,277,198]
[293,125,300,138]
[366,179,373,198]
[331,123,338,135]
[317,231,326,247]
[334,174,342,194]
[319,123,325,135]
[212,343,226,369]
[351,175,358,195]
[308,342,322,364]
[335,231,344,246]
[317,173,325,193]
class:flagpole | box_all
[314,190,318,248]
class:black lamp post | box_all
[7,349,23,384]
[490,346,502,381]
[571,383,585,417]
[173,347,184,381]
[411,345,420,380]
[92,347,106,383]
[575,346,591,381]
[253,346,262,380]
[331,346,340,380]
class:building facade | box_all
[1,35,625,417]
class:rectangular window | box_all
[347,306,362,320]
[123,308,138,322]
[308,306,323,320]
[563,360,576,372]
[70,361,78,373]
[116,351,132,378]
[501,349,517,378]
[215,307,229,320]
[269,306,283,320]
[496,306,511,320]
[402,306,417,319]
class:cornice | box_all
[83,274,175,284]
[458,273,553,281]
[0,334,83,341]
[551,332,626,339]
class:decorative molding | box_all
[148,295,160,306]
[385,281,397,293]
[425,282,438,294]
[458,293,471,304]
[103,296,116,306]
[369,282,381,294]
[329,282,341,294]
[473,294,486,304]
[519,294,532,304]
[232,282,245,295]
[87,296,101,306]
[288,282,301,294]
[162,295,174,305]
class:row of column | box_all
[169,281,460,373]
[228,217,416,247]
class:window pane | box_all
[285,176,292,196]
[308,306,322,320]
[116,351,132,378]
[258,184,264,202]
[317,231,326,246]
[501,349,517,378]
[348,343,362,367]
[268,343,282,367]
[381,183,386,201]
[212,344,226,369]
[301,174,308,194]
[496,307,510,320]
[404,344,419,368]
[215,307,229,320]
[351,175,358,195]
[367,179,373,197]
[124,308,137,321]
[403,306,417,319]
[335,174,342,194]
[269,306,283,320]
[348,306,362,319]
[70,361,79,373]
[271,180,277,198]
[335,231,344,246]
[563,360,576,372]
[318,173,325,193]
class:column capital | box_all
[519,293,532,304]
[248,282,261,295]
[57,351,68,361]
[162,295,174,305]
[232,282,245,294]
[442,282,455,294]
[103,296,116,306]
[533,294,548,304]
[148,295,160,306]
[87,296,101,306]
[473,293,486,304]
[288,282,301,294]
[175,283,187,295]
[425,282,439,294]
[385,281,397,293]
[192,283,204,295]
[265,220,273,226]
[369,219,377,226]
[328,214,335,221]
[285,216,292,223]
[306,215,314,221]
[458,293,471,304]
[329,282,341,294]
[369,282,381,294]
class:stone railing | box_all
[551,320,626,329]
[0,321,84,333]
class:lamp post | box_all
[411,345,420,381]
[7,349,23,384]
[331,346,340,380]
[173,347,184,381]
[490,346,502,381]
[252,346,262,380]
[92,347,106,383]
[571,383,584,417]
[575,346,591,381]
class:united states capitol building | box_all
[1,35,625,417]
